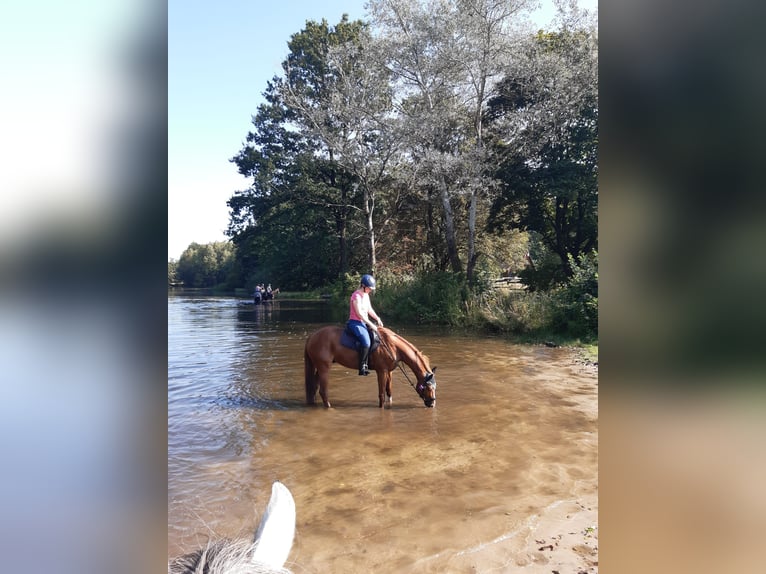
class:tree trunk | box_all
[554,197,573,278]
[338,214,348,274]
[440,176,462,273]
[364,183,377,273]
[466,188,478,281]
[335,166,349,275]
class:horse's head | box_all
[415,367,437,408]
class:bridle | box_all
[415,372,436,396]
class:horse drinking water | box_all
[304,326,437,408]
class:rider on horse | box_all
[347,274,383,376]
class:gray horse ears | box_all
[251,481,296,569]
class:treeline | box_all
[173,1,598,340]
[168,242,238,288]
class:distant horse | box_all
[169,481,295,574]
[254,288,279,305]
[264,288,280,302]
[304,326,437,408]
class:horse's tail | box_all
[304,344,317,404]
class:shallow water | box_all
[168,295,598,572]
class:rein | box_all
[377,332,430,394]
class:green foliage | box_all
[376,270,466,326]
[208,8,598,343]
[176,242,236,288]
[168,259,179,284]
[228,16,378,290]
[458,251,598,341]
[233,199,341,291]
[480,229,531,278]
[473,288,555,335]
[487,27,598,280]
[548,250,598,339]
[518,252,567,291]
[322,269,466,326]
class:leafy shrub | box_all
[376,270,465,325]
[548,250,598,339]
[518,252,567,291]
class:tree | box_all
[452,0,537,282]
[487,16,598,279]
[176,242,236,288]
[224,1,598,294]
[168,259,179,284]
[228,72,351,289]
[279,16,398,273]
[367,0,536,282]
[368,0,466,274]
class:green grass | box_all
[581,343,599,363]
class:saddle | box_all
[340,323,380,353]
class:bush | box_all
[548,251,598,339]
[469,251,598,341]
[467,287,552,335]
[518,253,567,291]
[323,255,598,343]
[382,271,465,325]
[329,270,466,326]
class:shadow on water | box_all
[168,294,598,572]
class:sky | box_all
[168,0,597,261]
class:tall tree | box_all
[279,16,397,273]
[487,10,598,279]
[368,0,535,281]
[452,0,535,281]
[369,0,466,274]
[228,76,346,289]
[176,241,236,288]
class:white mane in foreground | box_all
[169,482,296,574]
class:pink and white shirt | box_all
[349,289,371,322]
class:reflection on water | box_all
[168,294,597,572]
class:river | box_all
[168,294,598,573]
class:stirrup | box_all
[358,364,369,376]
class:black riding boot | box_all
[358,346,370,376]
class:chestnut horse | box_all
[304,326,437,408]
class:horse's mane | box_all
[380,328,430,370]
[170,482,294,574]
[169,538,293,574]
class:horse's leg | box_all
[304,350,317,405]
[385,372,393,406]
[376,370,387,408]
[317,365,332,408]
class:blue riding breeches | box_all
[346,320,370,349]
